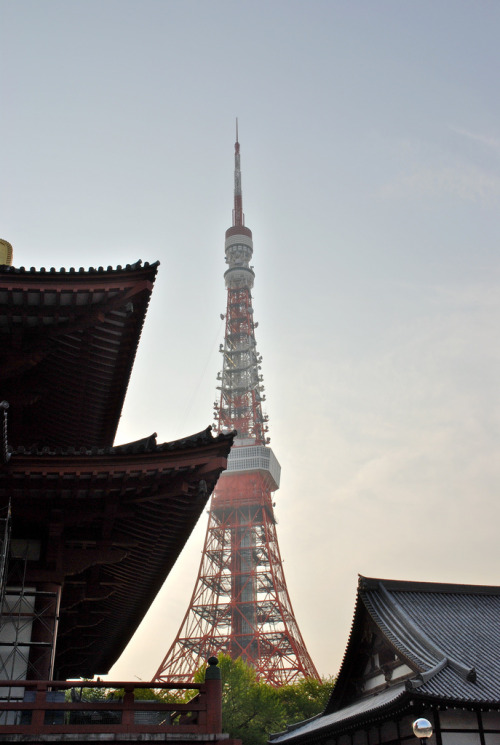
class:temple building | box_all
[270,576,500,745]
[0,247,236,744]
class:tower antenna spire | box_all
[233,119,243,227]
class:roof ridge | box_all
[405,657,447,690]
[365,590,437,670]
[359,574,500,596]
[10,427,236,458]
[0,260,159,276]
[377,582,476,684]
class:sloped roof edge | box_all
[359,575,500,596]
[9,426,235,458]
[270,686,409,743]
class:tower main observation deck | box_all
[154,132,319,685]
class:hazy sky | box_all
[2,1,499,681]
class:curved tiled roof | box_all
[342,576,500,706]
[272,576,500,743]
[361,581,476,684]
[388,582,500,703]
[0,261,158,449]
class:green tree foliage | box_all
[64,684,112,702]
[276,676,335,725]
[130,686,198,702]
[65,684,197,704]
[196,655,334,745]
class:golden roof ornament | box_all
[0,239,13,266]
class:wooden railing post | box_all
[204,656,222,734]
[121,684,135,728]
[31,682,46,731]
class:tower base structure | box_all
[155,446,319,685]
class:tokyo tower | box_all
[154,128,319,685]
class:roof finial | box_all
[0,240,13,266]
[236,117,239,144]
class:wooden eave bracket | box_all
[0,280,151,381]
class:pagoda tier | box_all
[0,427,233,679]
[0,261,158,448]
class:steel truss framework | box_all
[155,472,318,685]
[155,132,318,685]
[216,287,268,445]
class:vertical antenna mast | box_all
[233,118,244,228]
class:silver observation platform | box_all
[226,445,281,491]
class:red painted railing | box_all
[0,676,223,738]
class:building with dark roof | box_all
[0,257,237,744]
[270,576,500,745]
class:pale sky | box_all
[1,1,499,681]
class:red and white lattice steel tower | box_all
[154,129,319,686]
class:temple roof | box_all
[0,261,158,448]
[0,426,235,678]
[271,576,500,743]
